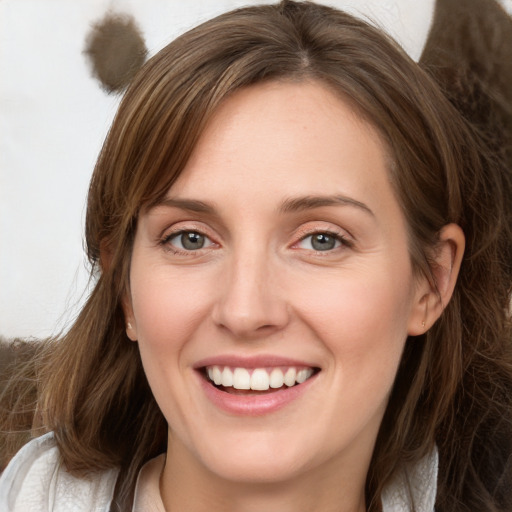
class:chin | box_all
[190,430,323,485]
[204,453,308,485]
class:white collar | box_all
[382,446,438,511]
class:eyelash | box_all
[159,227,353,256]
[159,229,216,256]
[293,229,353,253]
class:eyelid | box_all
[291,224,354,251]
[292,222,353,240]
[167,230,215,248]
[158,220,216,241]
[296,233,340,250]
[158,222,220,255]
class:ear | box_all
[122,295,138,342]
[408,223,465,335]
[101,238,138,341]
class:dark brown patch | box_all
[420,0,512,166]
[84,12,148,94]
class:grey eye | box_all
[311,233,337,251]
[180,232,206,250]
[297,232,342,252]
[167,231,213,251]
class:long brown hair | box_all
[2,2,511,511]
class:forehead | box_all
[167,80,392,207]
[141,79,412,270]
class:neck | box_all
[160,437,369,512]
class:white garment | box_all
[132,453,165,512]
[0,432,437,511]
[0,433,117,512]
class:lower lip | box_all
[198,371,318,416]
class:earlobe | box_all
[408,223,465,335]
[125,319,138,341]
[101,238,137,341]
[122,295,138,341]
[124,305,138,341]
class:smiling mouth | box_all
[203,365,320,394]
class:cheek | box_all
[130,268,213,354]
[295,266,414,376]
[129,269,213,429]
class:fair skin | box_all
[124,81,464,512]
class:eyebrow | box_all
[279,195,374,216]
[153,198,216,214]
[152,194,374,217]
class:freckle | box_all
[84,12,148,94]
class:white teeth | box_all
[212,366,222,386]
[296,368,313,384]
[206,365,315,391]
[221,367,233,387]
[233,368,251,389]
[284,367,297,387]
[250,369,270,391]
[269,368,284,388]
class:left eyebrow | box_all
[279,195,374,217]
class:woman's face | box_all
[125,81,428,486]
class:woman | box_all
[1,1,511,511]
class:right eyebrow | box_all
[150,198,216,214]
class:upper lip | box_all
[194,354,320,370]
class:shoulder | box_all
[0,432,119,512]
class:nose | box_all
[211,247,290,339]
